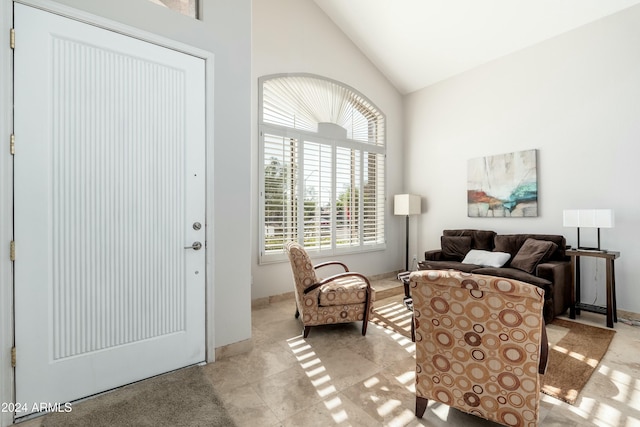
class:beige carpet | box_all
[38,365,235,427]
[542,317,616,404]
[371,299,615,405]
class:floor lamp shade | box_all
[394,194,421,216]
[395,194,422,271]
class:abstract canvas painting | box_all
[467,149,538,217]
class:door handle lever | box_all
[184,242,202,250]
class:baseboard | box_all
[369,270,403,281]
[252,291,295,309]
[215,338,253,360]
[375,285,405,300]
[618,309,640,322]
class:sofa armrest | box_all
[424,250,443,261]
[536,261,572,317]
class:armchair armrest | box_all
[314,261,349,272]
[303,272,372,295]
[424,250,443,261]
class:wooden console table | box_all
[566,248,620,328]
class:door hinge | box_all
[10,241,15,261]
[10,28,15,49]
[10,134,15,155]
[11,347,16,367]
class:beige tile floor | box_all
[208,278,640,427]
[13,278,640,426]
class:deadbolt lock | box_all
[193,222,202,230]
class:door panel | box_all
[14,4,206,412]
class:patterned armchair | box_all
[410,269,548,427]
[285,242,375,338]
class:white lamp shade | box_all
[563,209,614,228]
[395,194,421,216]
[594,209,615,228]
[562,210,581,227]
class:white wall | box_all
[405,5,640,314]
[251,0,406,299]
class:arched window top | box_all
[260,73,385,147]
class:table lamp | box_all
[562,209,614,252]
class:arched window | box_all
[259,73,386,263]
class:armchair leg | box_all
[303,326,311,338]
[416,396,428,418]
[295,307,300,319]
[361,290,372,336]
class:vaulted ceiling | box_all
[313,0,640,94]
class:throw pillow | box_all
[461,249,511,268]
[510,238,558,274]
[493,235,520,258]
[441,236,472,261]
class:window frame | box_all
[147,0,199,19]
[258,74,386,264]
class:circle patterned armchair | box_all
[285,242,375,338]
[410,269,548,427]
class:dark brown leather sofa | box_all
[419,229,572,322]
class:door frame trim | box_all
[1,2,216,424]
[0,0,14,425]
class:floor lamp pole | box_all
[405,214,409,271]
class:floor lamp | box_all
[394,194,422,272]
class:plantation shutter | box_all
[336,147,361,248]
[263,134,298,253]
[259,74,386,263]
[302,139,333,250]
[363,151,385,246]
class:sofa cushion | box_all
[418,260,480,273]
[471,267,552,288]
[441,236,472,261]
[493,235,522,264]
[494,234,566,261]
[461,249,511,268]
[443,229,496,251]
[510,238,558,274]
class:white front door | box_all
[14,4,206,414]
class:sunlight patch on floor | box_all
[594,402,622,426]
[377,399,401,417]
[395,370,414,387]
[386,409,421,427]
[364,376,380,388]
[286,336,355,422]
[324,396,348,423]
